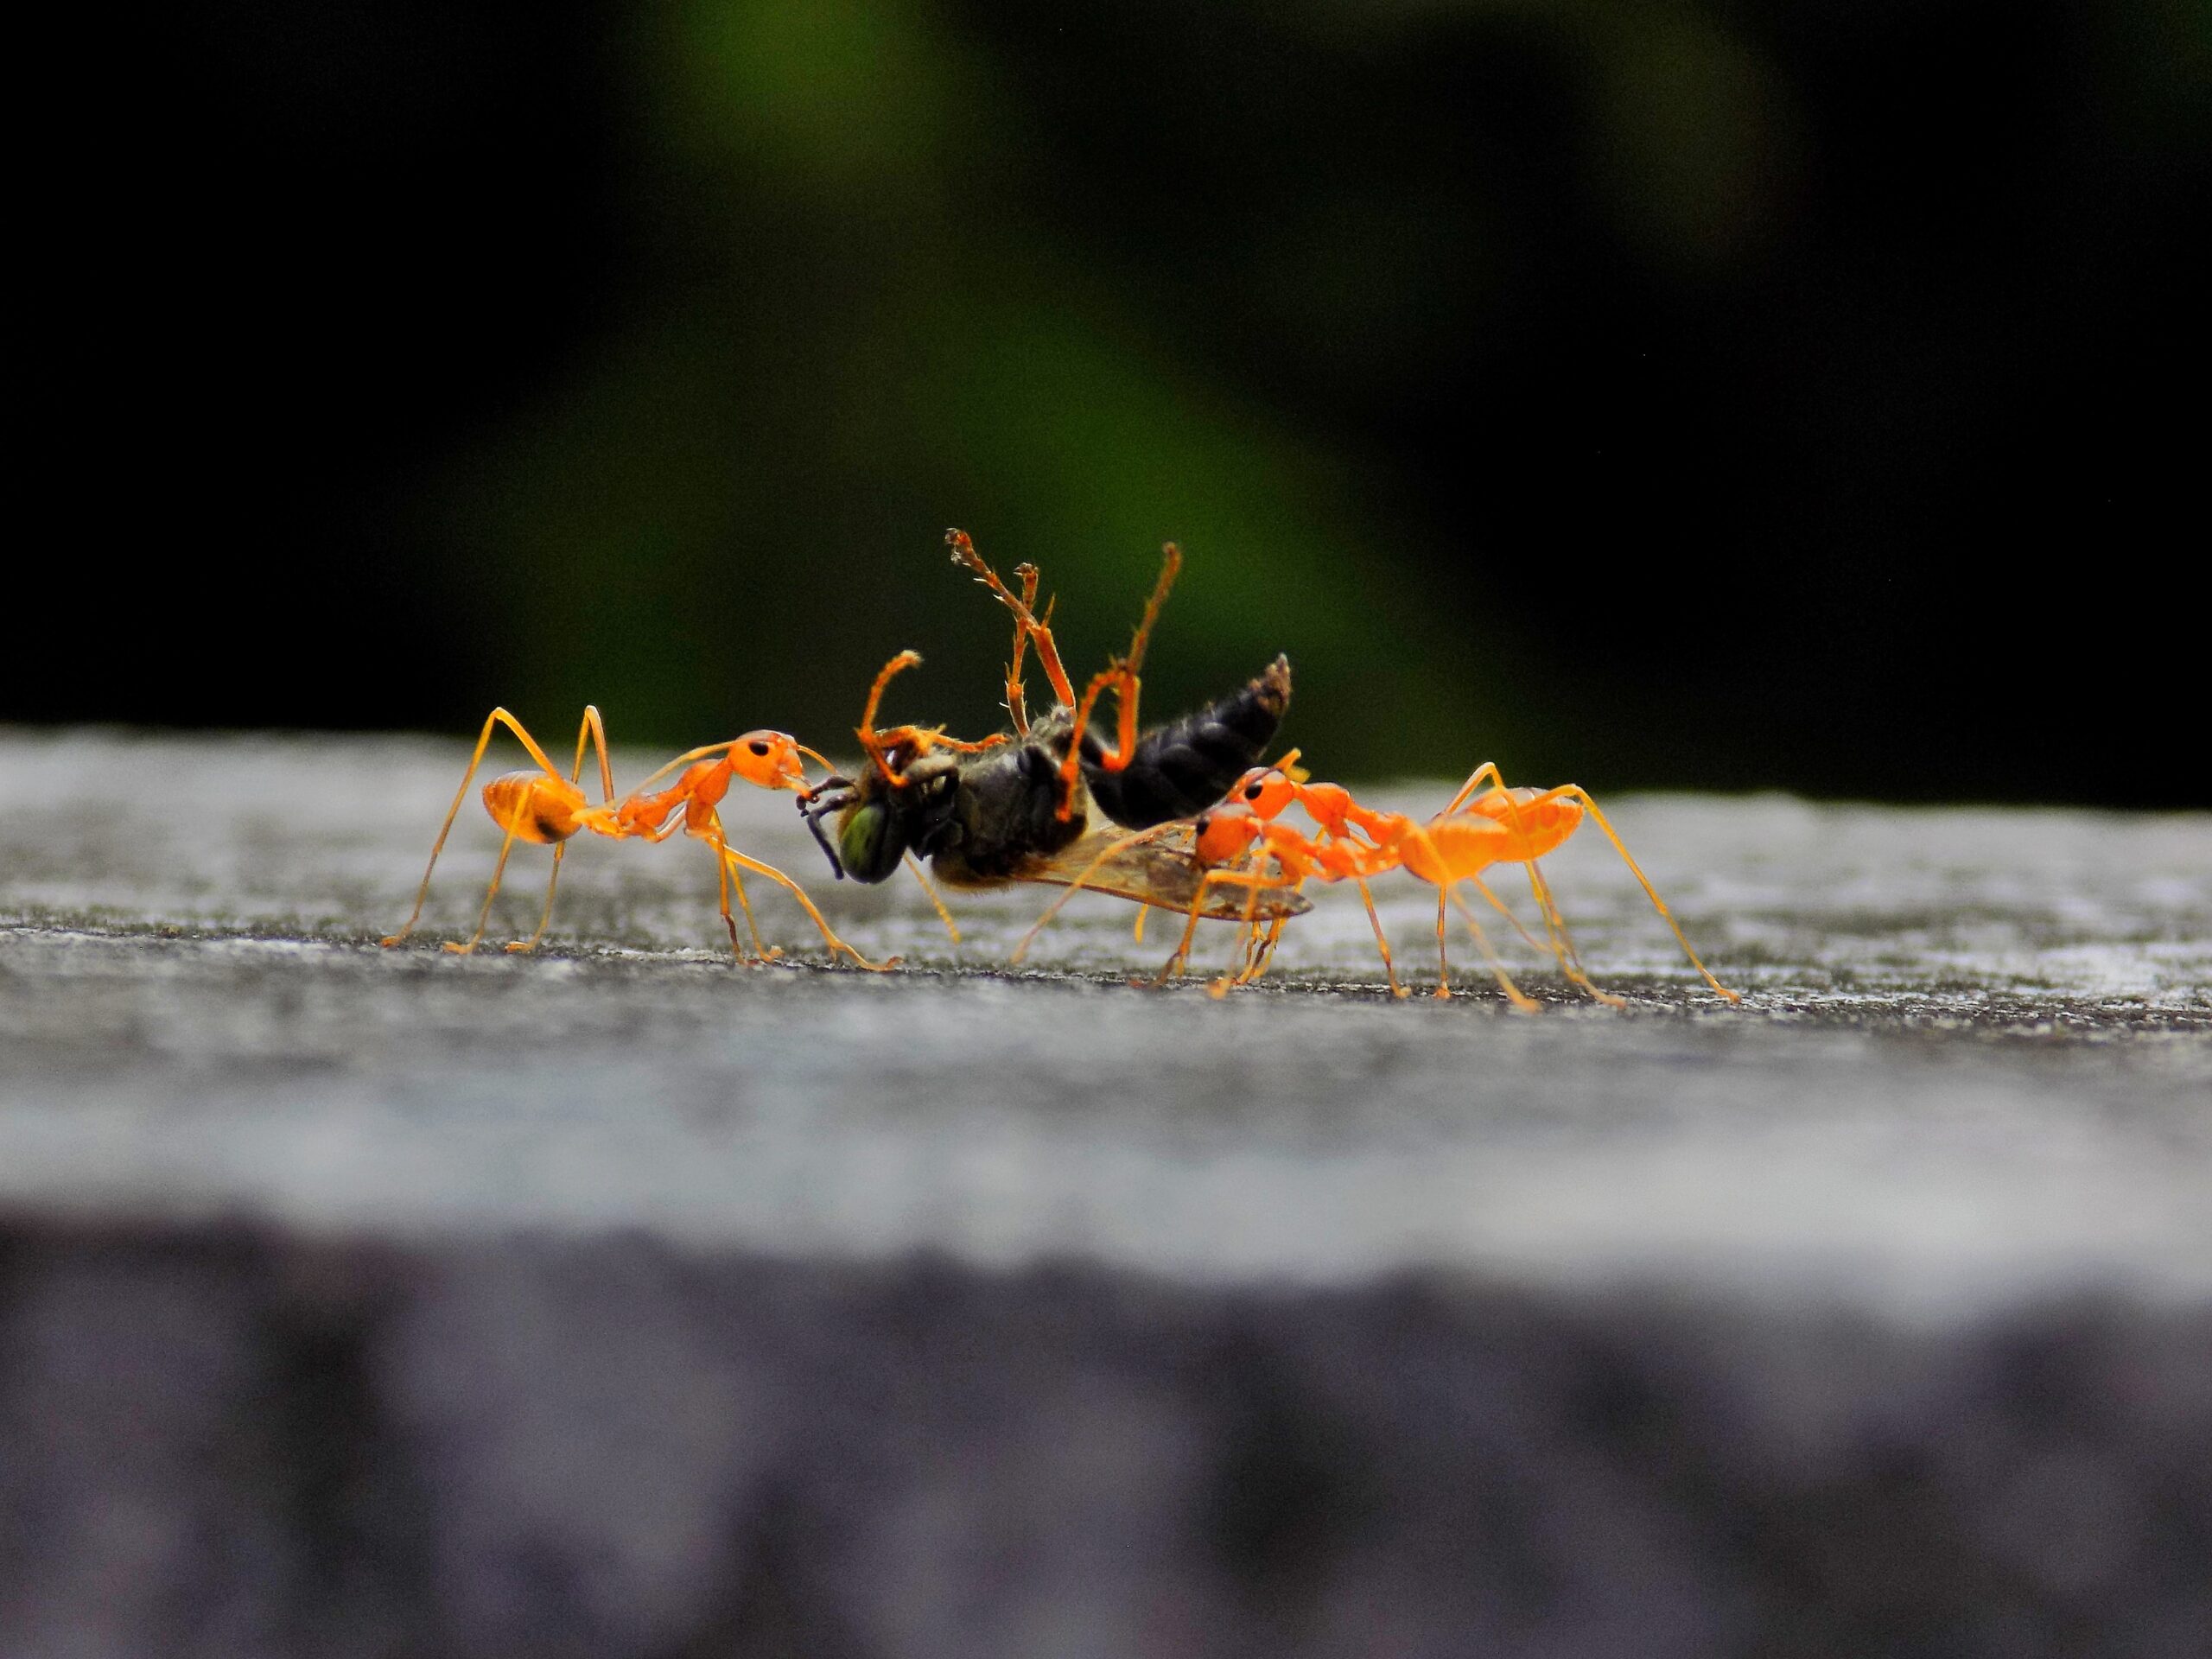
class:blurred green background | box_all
[19,0,2208,803]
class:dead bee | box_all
[798,531,1310,924]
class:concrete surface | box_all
[3,728,2209,1656]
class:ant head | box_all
[729,730,810,791]
[1234,766,1297,820]
[1193,803,1261,865]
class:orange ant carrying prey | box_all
[1018,757,1738,1007]
[794,531,1312,926]
[380,707,893,969]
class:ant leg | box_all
[948,530,1077,709]
[1121,543,1181,683]
[1241,865,1311,983]
[1009,825,1171,964]
[905,853,961,945]
[1532,788,1739,1003]
[855,651,925,782]
[1456,865,1610,1003]
[705,823,778,963]
[508,843,567,954]
[1236,915,1279,986]
[1154,861,1281,987]
[384,709,566,948]
[447,820,525,956]
[1462,874,1549,955]
[575,704,615,803]
[721,846,899,972]
[856,657,1012,789]
[1446,886,1540,1013]
[1347,871,1404,997]
[1154,871,1221,986]
[1210,857,1274,998]
[1519,861,1625,1007]
[1003,563,1043,734]
[1056,665,1128,819]
[1132,904,1149,944]
[1438,767,1591,998]
[1411,849,1540,1006]
[1053,544,1181,816]
[1408,823,1536,1002]
[1441,762,1506,817]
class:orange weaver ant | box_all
[380,707,894,969]
[1015,757,1738,1008]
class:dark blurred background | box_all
[19,0,2208,804]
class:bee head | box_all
[834,792,911,884]
[798,748,963,885]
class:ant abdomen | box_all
[481,770,587,844]
[1465,789,1584,859]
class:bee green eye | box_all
[837,799,906,884]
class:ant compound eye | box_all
[748,740,771,757]
[1243,782,1263,801]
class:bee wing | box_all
[1007,829,1313,921]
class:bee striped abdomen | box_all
[1084,655,1292,830]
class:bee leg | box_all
[797,783,853,880]
[906,854,961,945]
[1002,563,1044,734]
